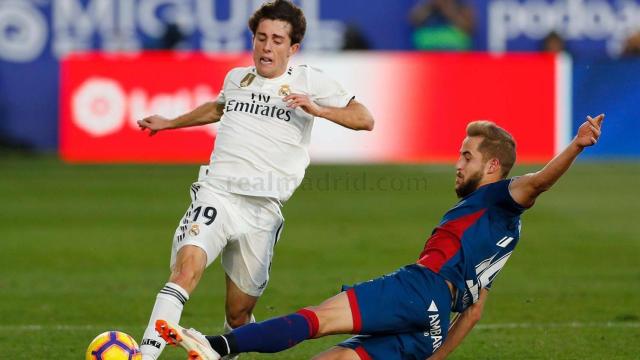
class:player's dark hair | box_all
[248,0,306,45]
[466,121,517,178]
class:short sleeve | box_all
[308,67,354,108]
[486,179,526,215]
[215,72,230,104]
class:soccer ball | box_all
[86,331,142,360]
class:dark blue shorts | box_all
[338,264,452,360]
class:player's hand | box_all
[137,115,171,136]
[283,93,325,117]
[574,114,604,148]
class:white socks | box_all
[140,282,189,360]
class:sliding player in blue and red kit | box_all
[156,115,605,360]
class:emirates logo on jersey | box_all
[225,93,292,122]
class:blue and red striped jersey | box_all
[417,179,525,312]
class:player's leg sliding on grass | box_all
[155,288,372,360]
[156,307,325,360]
[157,115,605,360]
[158,263,458,360]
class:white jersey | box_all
[202,65,354,202]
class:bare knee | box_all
[305,292,354,337]
[306,306,338,338]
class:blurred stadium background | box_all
[0,0,638,358]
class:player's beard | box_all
[455,170,483,198]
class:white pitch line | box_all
[2,322,639,332]
[1,325,145,331]
[476,322,640,330]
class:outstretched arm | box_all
[283,95,374,131]
[427,288,489,360]
[509,114,604,208]
[137,101,225,136]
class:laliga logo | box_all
[72,78,126,137]
[72,77,217,137]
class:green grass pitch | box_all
[1,156,639,359]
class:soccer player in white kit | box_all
[136,1,375,359]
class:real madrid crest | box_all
[189,224,200,236]
[240,73,256,87]
[278,84,291,97]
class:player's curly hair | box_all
[248,0,307,45]
[466,121,517,178]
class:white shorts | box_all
[170,183,284,297]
